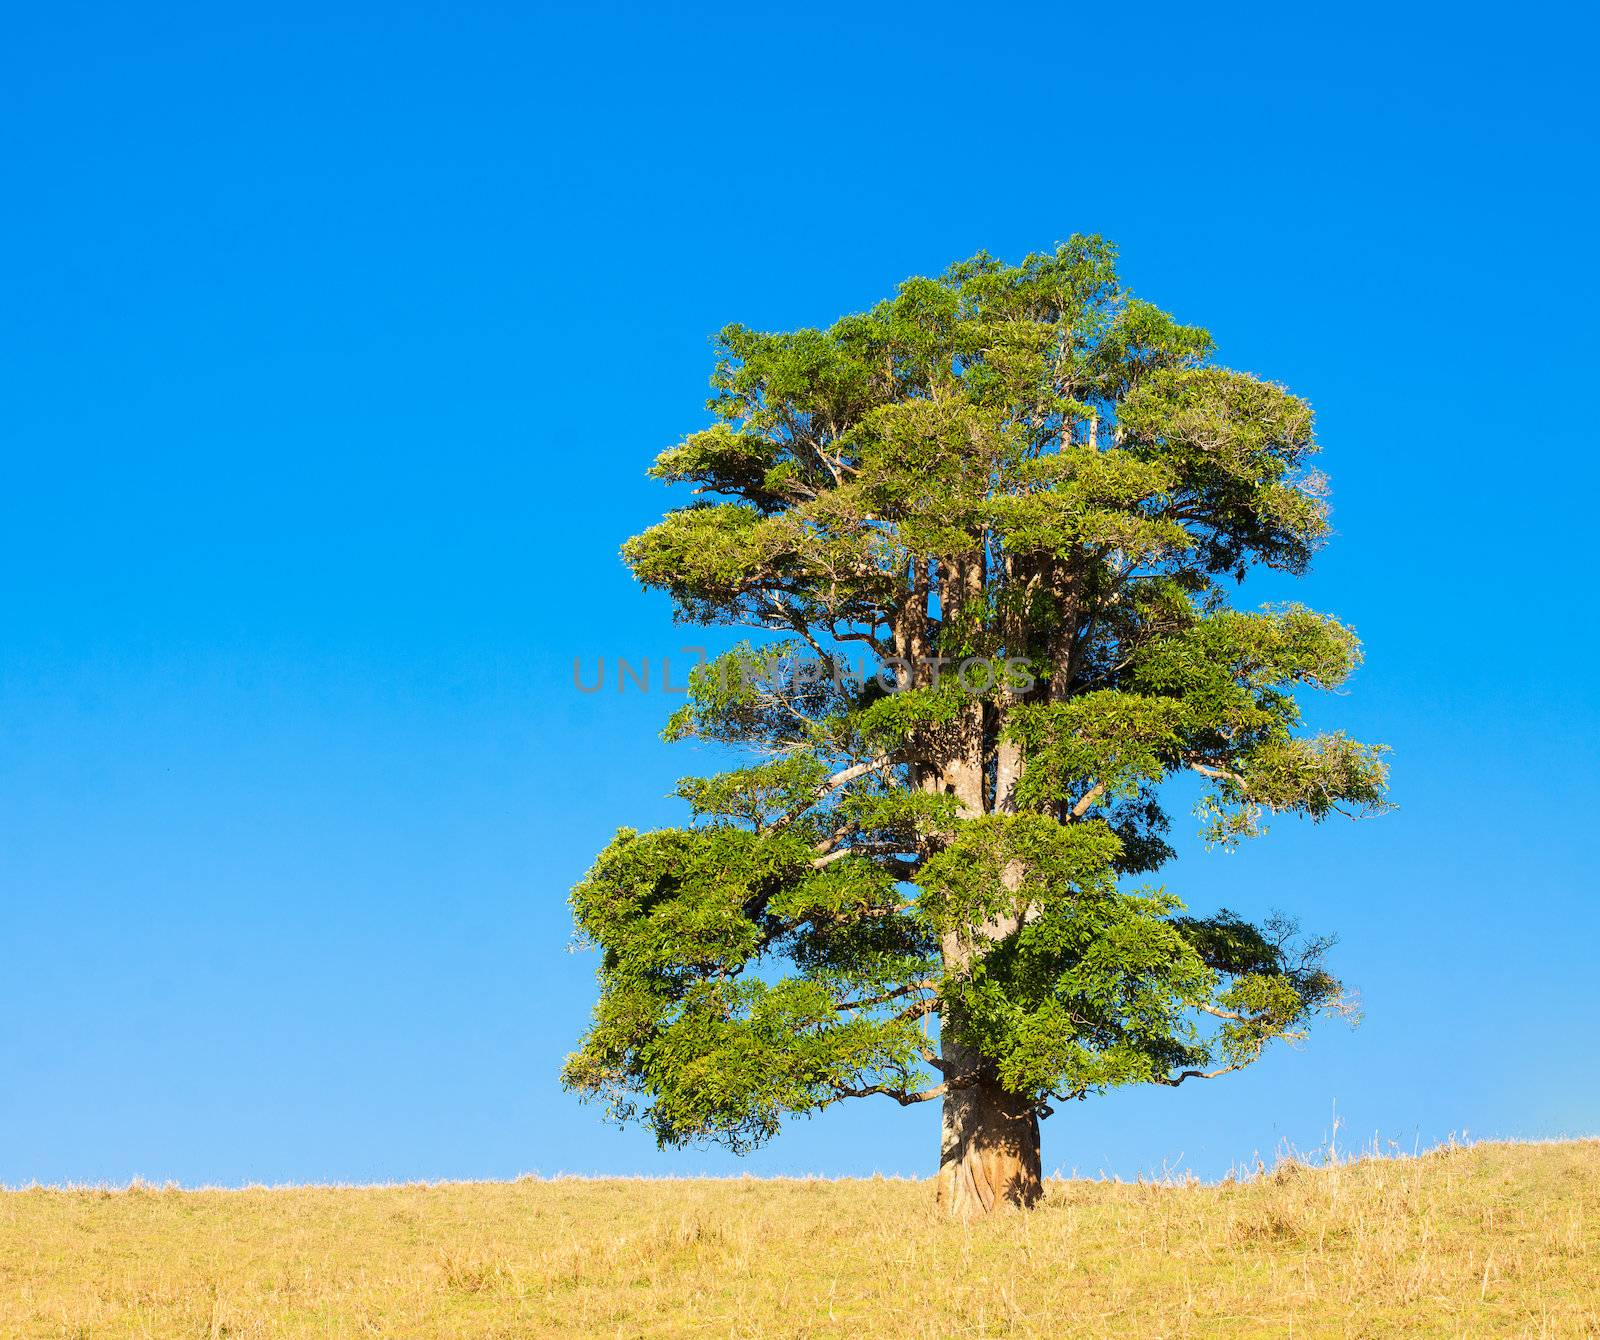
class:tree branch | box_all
[1071,781,1108,818]
[1189,761,1245,786]
[1155,1061,1249,1086]
[821,755,896,797]
[834,979,936,1013]
[828,1075,974,1106]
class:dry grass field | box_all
[1,1139,1595,1338]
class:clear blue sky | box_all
[4,2,1597,1186]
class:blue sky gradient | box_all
[3,1,1597,1184]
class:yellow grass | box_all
[1,1139,1596,1338]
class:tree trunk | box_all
[926,550,1043,1215]
[934,995,1042,1216]
[935,1076,1043,1216]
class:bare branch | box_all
[1190,761,1245,786]
[835,979,937,1013]
[1071,781,1108,818]
[1154,1061,1249,1086]
[828,1075,975,1106]
[812,823,857,857]
[821,755,896,796]
[1192,1002,1250,1023]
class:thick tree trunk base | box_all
[935,1081,1043,1216]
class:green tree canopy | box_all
[564,237,1388,1214]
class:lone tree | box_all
[563,238,1388,1215]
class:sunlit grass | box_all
[2,1139,1595,1337]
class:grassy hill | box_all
[2,1139,1595,1337]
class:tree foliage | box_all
[564,237,1388,1153]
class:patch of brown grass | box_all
[1,1139,1596,1337]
